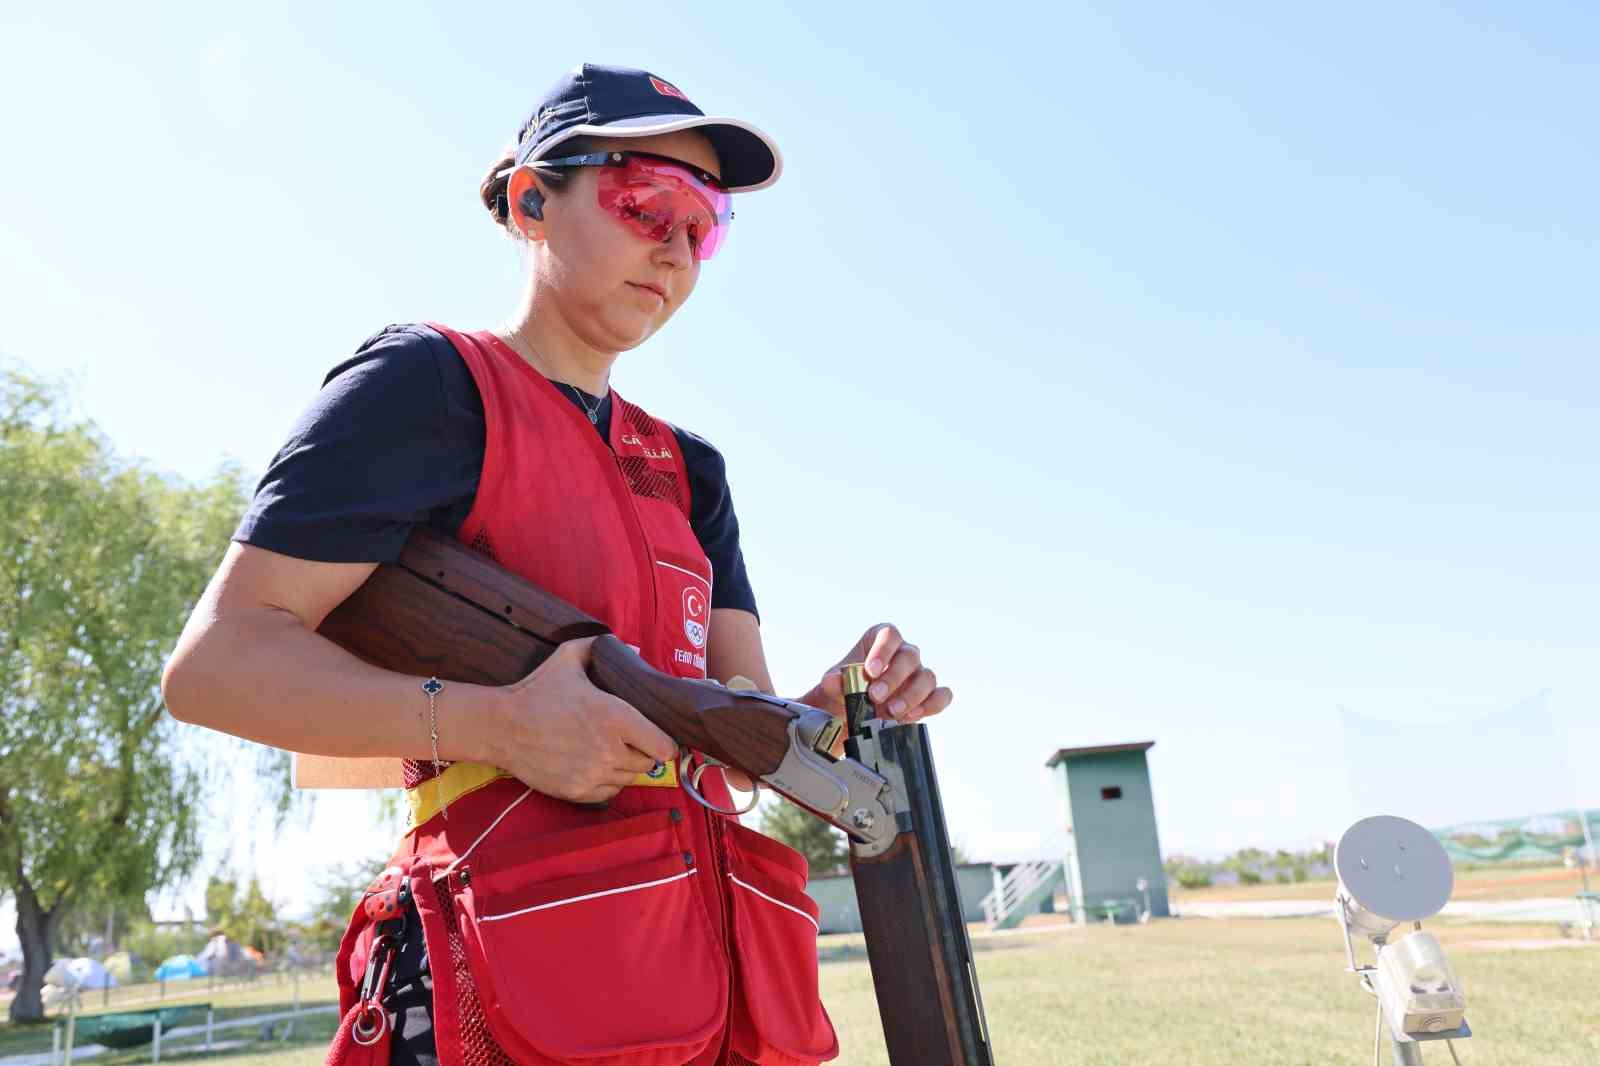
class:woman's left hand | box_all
[721,623,951,792]
[801,622,953,729]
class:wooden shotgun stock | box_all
[311,526,993,1064]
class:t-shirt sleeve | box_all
[233,324,484,563]
[671,426,759,620]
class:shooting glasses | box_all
[532,150,734,261]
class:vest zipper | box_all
[700,792,732,952]
[709,808,737,1059]
[608,434,661,662]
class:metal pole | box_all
[1390,1035,1425,1065]
[205,1008,214,1052]
[1379,1003,1425,1065]
[63,991,77,1065]
[152,1016,162,1063]
[280,971,301,1043]
[1578,807,1596,894]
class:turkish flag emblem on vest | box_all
[683,586,708,649]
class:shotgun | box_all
[315,526,993,1065]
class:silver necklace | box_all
[563,382,604,424]
[500,328,605,424]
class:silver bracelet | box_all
[422,676,448,820]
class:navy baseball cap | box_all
[512,64,782,193]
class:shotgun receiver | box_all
[315,526,993,1064]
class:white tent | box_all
[44,957,117,989]
[198,933,256,978]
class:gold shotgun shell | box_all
[841,663,869,696]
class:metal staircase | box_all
[980,832,1070,930]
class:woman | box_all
[162,64,952,1066]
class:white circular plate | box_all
[1335,815,1453,921]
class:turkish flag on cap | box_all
[650,76,689,102]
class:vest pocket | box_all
[723,823,840,1065]
[455,810,728,1066]
[651,548,712,680]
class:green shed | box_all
[1047,741,1169,923]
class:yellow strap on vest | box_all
[406,762,511,827]
[406,758,683,826]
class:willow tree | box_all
[0,366,269,1022]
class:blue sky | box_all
[2,2,1596,930]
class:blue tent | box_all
[154,955,208,981]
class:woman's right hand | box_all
[483,636,678,805]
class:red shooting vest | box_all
[332,327,837,1066]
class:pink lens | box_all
[596,156,732,261]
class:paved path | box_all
[1173,896,1587,923]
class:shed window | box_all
[1101,786,1123,800]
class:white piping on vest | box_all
[436,786,533,880]
[655,559,711,588]
[480,868,697,921]
[727,871,820,931]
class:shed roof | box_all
[1045,741,1154,768]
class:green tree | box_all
[205,873,238,933]
[204,872,284,954]
[296,856,392,955]
[756,800,846,877]
[0,366,262,1022]
[52,883,148,957]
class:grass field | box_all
[0,973,332,1056]
[1172,864,1593,904]
[3,916,1594,1065]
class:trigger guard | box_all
[679,752,761,816]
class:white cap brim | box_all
[529,114,783,193]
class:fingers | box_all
[503,637,680,804]
[554,634,600,666]
[909,686,954,722]
[887,667,937,718]
[613,741,663,778]
[861,624,903,682]
[604,696,677,766]
[574,758,658,805]
[847,625,954,723]
[576,781,628,805]
[868,640,922,711]
[554,637,675,764]
[514,634,599,688]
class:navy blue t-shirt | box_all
[233,323,758,618]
